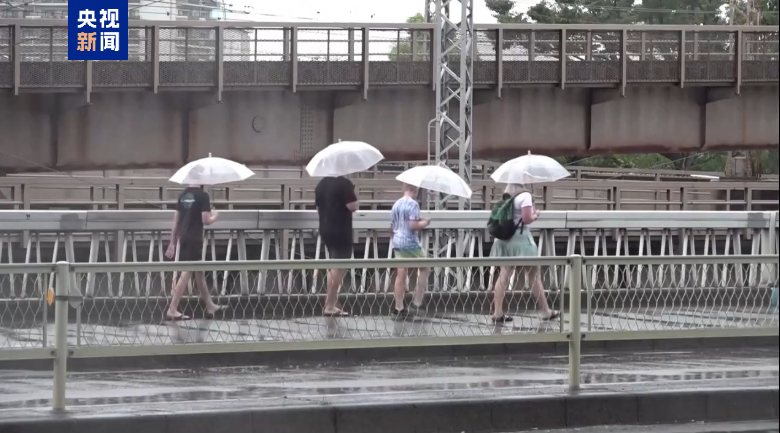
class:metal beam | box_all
[430,0,473,212]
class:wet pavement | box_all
[511,422,779,432]
[1,305,776,348]
[0,347,777,422]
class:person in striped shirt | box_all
[390,183,431,317]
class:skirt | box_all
[490,228,538,258]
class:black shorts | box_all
[324,242,353,259]
[178,238,203,261]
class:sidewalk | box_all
[0,347,777,432]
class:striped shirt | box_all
[391,196,422,251]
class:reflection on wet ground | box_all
[1,306,776,348]
[507,421,780,433]
[0,347,777,421]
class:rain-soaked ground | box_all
[509,422,779,432]
[0,347,777,423]
[1,306,777,347]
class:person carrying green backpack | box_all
[488,184,560,324]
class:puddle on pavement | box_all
[1,368,776,410]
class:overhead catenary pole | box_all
[726,0,762,179]
[428,0,474,211]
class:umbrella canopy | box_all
[169,153,255,186]
[396,165,472,199]
[306,141,384,177]
[490,152,571,185]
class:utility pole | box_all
[725,0,762,179]
[427,0,474,210]
[425,0,474,289]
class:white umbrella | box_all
[306,141,384,177]
[396,165,472,199]
[169,153,255,186]
[490,151,571,185]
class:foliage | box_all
[484,0,778,177]
[392,2,778,177]
[388,13,431,62]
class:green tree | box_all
[388,13,431,61]
[485,0,777,177]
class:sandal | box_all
[166,312,190,321]
[205,305,226,317]
[542,310,561,321]
[323,309,350,317]
[492,314,514,324]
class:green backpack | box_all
[487,193,523,240]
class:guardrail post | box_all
[12,24,21,95]
[496,28,503,98]
[568,254,582,390]
[216,26,223,102]
[735,30,743,95]
[362,27,369,100]
[152,25,160,94]
[291,26,298,93]
[53,260,71,411]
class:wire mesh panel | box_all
[0,267,51,350]
[742,31,779,83]
[565,30,621,84]
[368,28,430,85]
[474,29,497,86]
[626,31,680,83]
[0,26,11,89]
[584,257,778,333]
[93,27,152,88]
[19,27,84,88]
[66,258,566,347]
[685,31,736,83]
[222,28,291,86]
[158,27,216,86]
[297,28,362,85]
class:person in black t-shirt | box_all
[314,176,358,316]
[164,185,224,320]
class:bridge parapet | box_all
[0,21,777,96]
[1,176,778,212]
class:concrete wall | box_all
[1,86,777,173]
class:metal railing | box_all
[0,211,777,299]
[0,254,776,411]
[0,21,777,96]
[2,177,777,211]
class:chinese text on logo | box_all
[67,0,128,60]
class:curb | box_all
[1,335,777,371]
[1,388,777,433]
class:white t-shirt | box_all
[512,192,534,225]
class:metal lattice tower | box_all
[426,0,474,211]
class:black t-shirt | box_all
[314,176,358,244]
[176,187,211,241]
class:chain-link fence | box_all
[583,256,778,333]
[1,254,777,411]
[1,255,776,350]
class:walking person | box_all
[390,183,430,317]
[164,185,224,320]
[490,184,559,323]
[315,175,359,317]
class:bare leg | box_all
[194,271,219,313]
[168,271,191,318]
[412,268,428,307]
[324,268,346,314]
[493,266,511,319]
[528,267,555,317]
[393,268,408,310]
